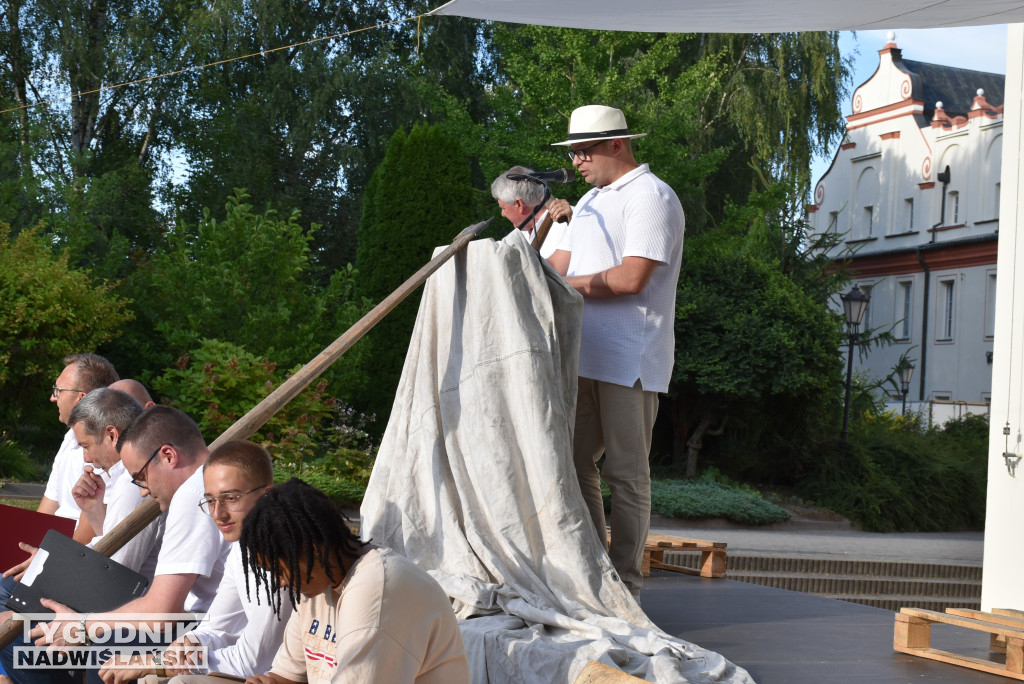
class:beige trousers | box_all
[572,377,659,594]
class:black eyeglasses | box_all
[131,444,168,488]
[51,385,83,399]
[199,486,268,515]
[566,139,607,162]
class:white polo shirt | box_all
[45,429,112,521]
[154,467,230,613]
[91,461,164,581]
[555,163,684,393]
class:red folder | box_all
[0,503,76,574]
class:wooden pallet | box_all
[643,533,727,579]
[894,607,1024,679]
[947,608,1024,653]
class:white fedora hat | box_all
[552,104,647,146]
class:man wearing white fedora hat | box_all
[547,104,684,595]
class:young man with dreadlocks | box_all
[240,479,470,684]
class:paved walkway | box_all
[0,482,45,498]
[3,480,985,567]
[649,516,984,565]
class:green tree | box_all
[807,412,988,532]
[0,224,132,451]
[354,123,477,424]
[430,27,849,234]
[0,0,188,275]
[670,187,848,482]
[166,0,371,273]
[151,339,337,468]
[152,338,378,505]
[111,190,367,400]
[165,2,492,277]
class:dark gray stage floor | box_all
[640,571,1008,683]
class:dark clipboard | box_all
[0,503,76,574]
[6,529,149,617]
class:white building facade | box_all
[809,36,1003,412]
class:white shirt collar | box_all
[598,163,650,192]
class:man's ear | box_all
[103,425,120,447]
[163,445,181,468]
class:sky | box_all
[809,25,1009,187]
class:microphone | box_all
[506,168,576,184]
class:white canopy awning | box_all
[430,0,1022,33]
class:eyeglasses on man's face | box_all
[566,139,607,163]
[199,486,268,515]
[131,443,168,488]
[51,385,82,399]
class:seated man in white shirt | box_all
[240,480,470,684]
[40,353,120,539]
[97,441,291,684]
[490,165,568,259]
[68,388,164,579]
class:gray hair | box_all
[490,165,546,206]
[68,388,143,439]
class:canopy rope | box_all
[0,12,428,116]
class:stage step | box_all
[661,550,982,612]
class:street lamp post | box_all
[840,285,870,445]
[900,363,916,416]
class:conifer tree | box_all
[355,123,477,426]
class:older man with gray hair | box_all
[69,388,164,578]
[490,165,568,259]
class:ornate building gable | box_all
[808,34,1003,407]
[811,33,1004,251]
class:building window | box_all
[995,183,1001,218]
[863,205,874,237]
[948,191,960,224]
[828,211,839,232]
[938,278,955,341]
[904,198,914,229]
[897,281,912,340]
[985,272,997,340]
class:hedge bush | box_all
[0,436,39,482]
[601,475,791,525]
[804,412,988,532]
[651,478,791,525]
